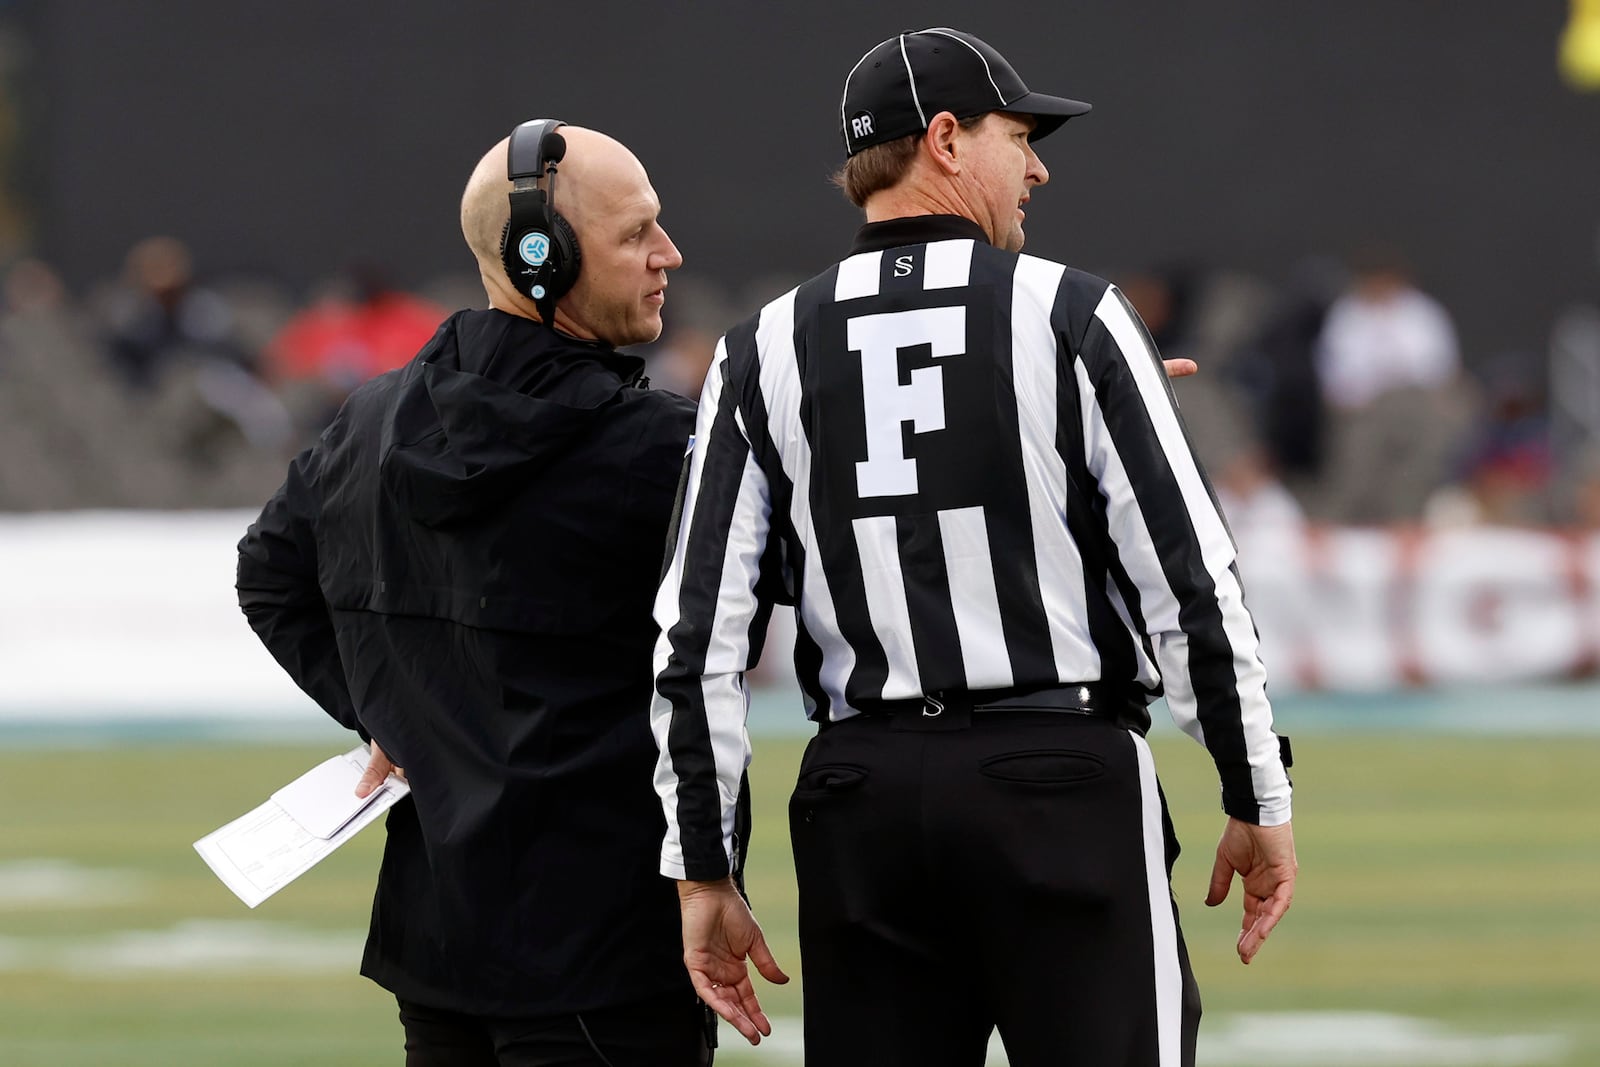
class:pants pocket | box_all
[792,763,870,802]
[978,749,1106,785]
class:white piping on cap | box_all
[921,27,1007,105]
[899,34,927,128]
[840,44,877,144]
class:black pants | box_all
[396,992,714,1067]
[789,707,1201,1067]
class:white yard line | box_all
[0,860,147,909]
[724,1013,1570,1066]
[1198,1012,1569,1066]
[0,920,363,975]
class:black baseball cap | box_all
[840,27,1092,156]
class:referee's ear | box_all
[924,111,964,176]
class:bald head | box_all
[460,134,517,278]
[459,123,682,344]
[460,127,645,292]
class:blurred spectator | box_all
[97,237,295,503]
[0,256,288,509]
[102,235,253,389]
[1315,246,1460,411]
[1213,443,1307,537]
[1574,447,1600,529]
[210,276,297,357]
[1312,245,1476,522]
[1232,257,1345,487]
[0,258,149,507]
[264,263,445,389]
[263,263,446,434]
[0,17,29,268]
[1549,282,1600,500]
[1119,263,1200,363]
[1426,357,1554,527]
[1120,262,1272,375]
[1119,262,1277,501]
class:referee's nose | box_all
[1026,141,1050,188]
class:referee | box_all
[651,28,1297,1067]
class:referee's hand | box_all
[677,877,791,1045]
[1205,818,1297,965]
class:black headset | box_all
[500,118,582,324]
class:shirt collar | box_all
[849,214,991,255]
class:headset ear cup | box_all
[499,218,516,284]
[498,119,574,313]
[501,201,547,298]
[546,211,583,300]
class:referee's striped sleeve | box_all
[1075,283,1292,826]
[651,327,774,880]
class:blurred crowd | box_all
[1113,246,1600,538]
[0,238,473,508]
[2,235,1600,534]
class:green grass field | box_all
[1,728,1597,1065]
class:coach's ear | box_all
[923,111,964,175]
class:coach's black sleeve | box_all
[236,445,364,738]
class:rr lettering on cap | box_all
[850,111,875,140]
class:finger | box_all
[1237,895,1262,962]
[691,973,763,1045]
[1205,849,1234,907]
[354,763,387,799]
[1238,885,1293,964]
[748,932,792,986]
[1237,925,1257,964]
[1249,880,1294,943]
[732,977,774,1038]
[1163,357,1199,378]
[1238,912,1272,964]
[1241,890,1261,934]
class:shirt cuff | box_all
[1223,791,1293,826]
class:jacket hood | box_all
[379,309,648,526]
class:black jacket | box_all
[237,308,697,1015]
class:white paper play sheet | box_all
[194,744,409,908]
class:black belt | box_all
[854,683,1150,735]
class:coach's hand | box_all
[1205,818,1297,965]
[678,877,790,1045]
[1163,358,1198,378]
[355,741,406,798]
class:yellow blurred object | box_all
[1561,0,1600,90]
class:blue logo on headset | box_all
[519,231,551,267]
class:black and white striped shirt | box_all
[652,215,1291,881]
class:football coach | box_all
[237,122,714,1066]
[650,27,1298,1067]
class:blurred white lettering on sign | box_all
[0,512,1596,703]
[1233,525,1600,691]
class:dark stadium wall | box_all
[24,0,1600,367]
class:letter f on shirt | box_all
[848,305,966,498]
